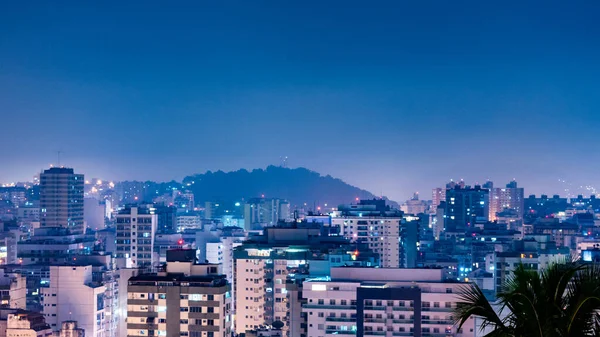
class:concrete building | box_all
[0,233,17,266]
[176,215,202,232]
[431,188,446,212]
[233,224,378,335]
[244,198,291,230]
[444,185,489,234]
[332,200,419,268]
[126,258,232,337]
[0,269,26,309]
[41,265,106,336]
[6,311,52,337]
[487,248,570,293]
[84,198,105,232]
[55,321,85,337]
[115,207,157,268]
[40,168,85,234]
[303,267,476,337]
[400,193,427,215]
[489,181,525,222]
[17,228,95,266]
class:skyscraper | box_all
[39,167,85,234]
[444,185,489,234]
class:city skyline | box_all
[2,1,600,200]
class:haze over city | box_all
[2,1,600,200]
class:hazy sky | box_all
[1,1,599,201]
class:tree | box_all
[454,261,600,337]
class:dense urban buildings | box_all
[4,165,600,337]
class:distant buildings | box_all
[400,193,427,215]
[40,168,85,235]
[243,198,291,230]
[488,181,524,222]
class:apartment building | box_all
[302,268,476,337]
[233,224,378,335]
[115,207,157,268]
[332,200,419,268]
[41,265,106,337]
[126,257,232,337]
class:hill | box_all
[180,166,398,208]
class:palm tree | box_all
[454,261,600,337]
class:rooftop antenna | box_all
[57,150,63,167]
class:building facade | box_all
[444,186,489,234]
[303,268,476,337]
[126,261,232,337]
[40,168,85,234]
[115,207,157,268]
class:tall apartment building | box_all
[115,207,157,268]
[40,168,85,234]
[444,185,489,234]
[233,224,378,335]
[41,265,106,336]
[126,258,232,337]
[332,200,419,268]
[303,267,476,337]
[489,181,525,222]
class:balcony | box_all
[325,330,356,335]
[421,308,452,312]
[364,306,386,311]
[422,320,454,325]
[325,317,356,323]
[303,304,356,310]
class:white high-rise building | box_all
[42,266,106,337]
[115,207,157,268]
[303,267,476,337]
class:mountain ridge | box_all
[116,166,398,208]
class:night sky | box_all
[1,1,599,201]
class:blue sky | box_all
[1,1,599,200]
